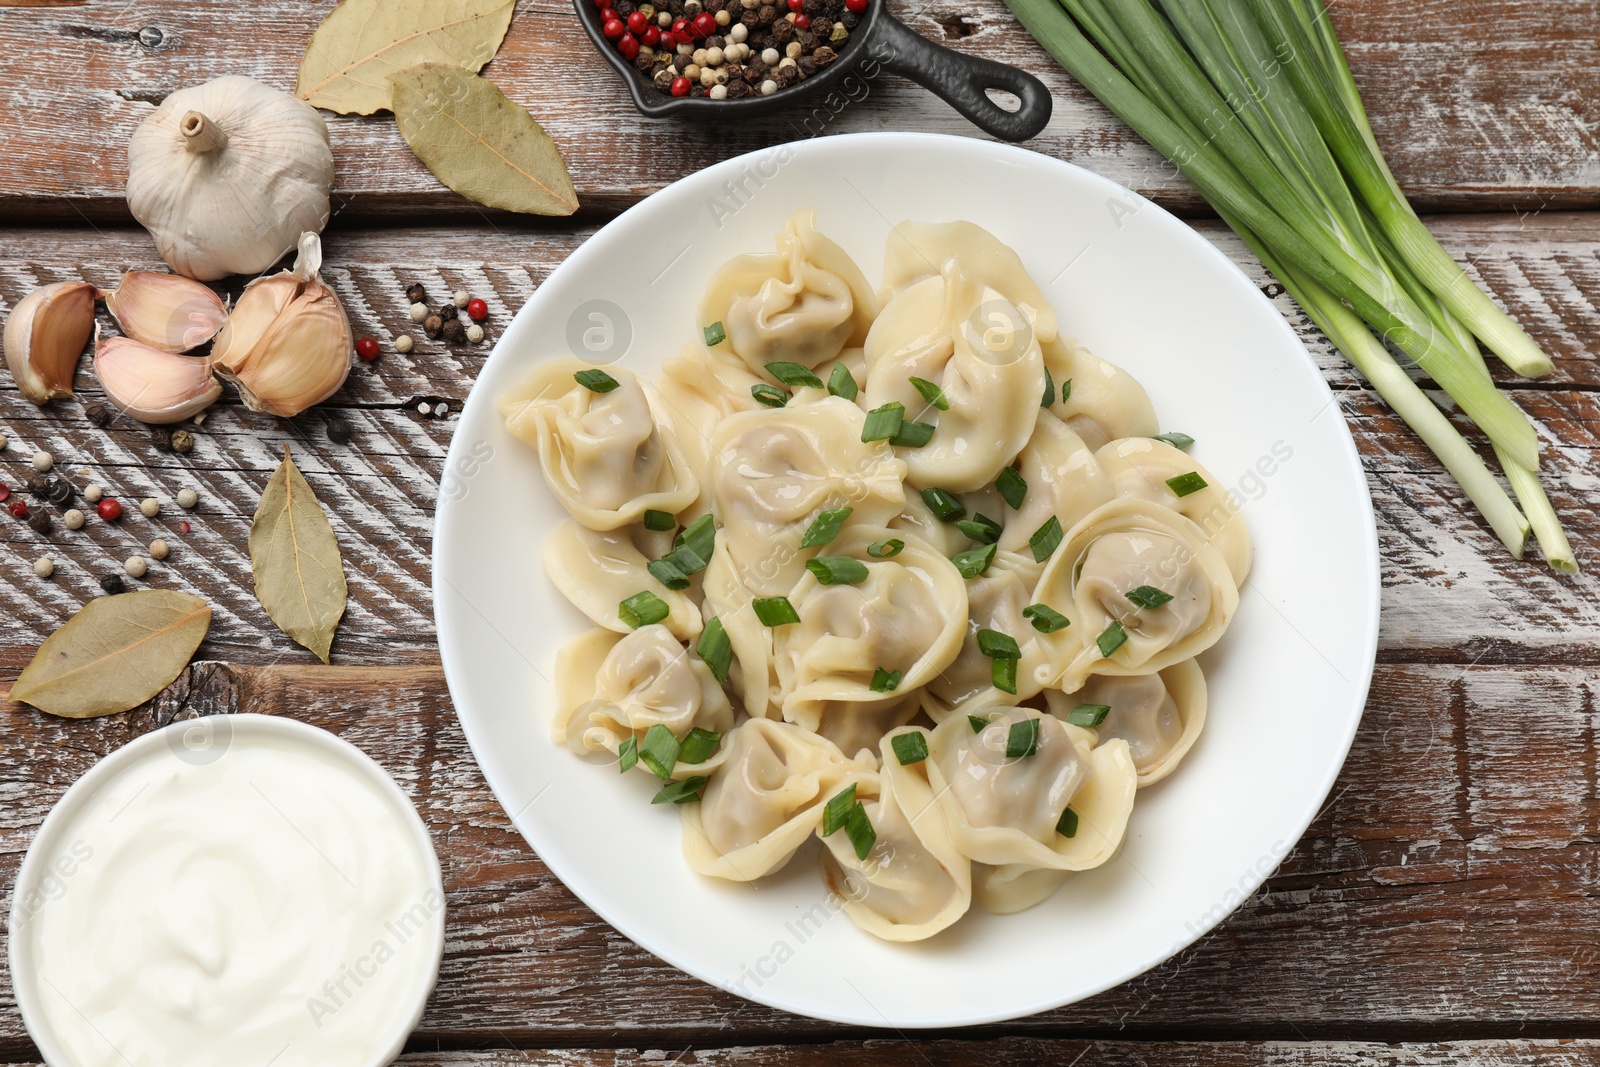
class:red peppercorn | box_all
[9,501,27,520]
[602,16,625,38]
[0,486,8,504]
[180,520,192,535]
[670,76,691,96]
[626,10,647,33]
[671,17,688,34]
[643,25,661,45]
[355,337,380,361]
[466,298,489,321]
[788,0,804,10]
[97,498,123,522]
[595,0,614,7]
[691,11,715,36]
[845,0,867,11]
[618,33,640,59]
[795,13,811,27]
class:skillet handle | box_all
[867,9,1052,142]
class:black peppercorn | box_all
[47,479,74,507]
[150,427,174,452]
[813,44,837,65]
[812,16,831,35]
[438,303,458,321]
[406,282,427,304]
[772,17,793,41]
[798,29,816,47]
[756,5,777,22]
[654,68,676,90]
[442,318,467,344]
[798,55,818,76]
[774,66,795,88]
[727,79,751,98]
[691,84,706,97]
[634,51,655,71]
[170,429,195,454]
[28,510,52,534]
[706,33,725,47]
[839,10,858,26]
[27,475,53,500]
[99,573,126,595]
[327,418,352,445]
[83,401,112,428]
[740,9,759,26]
[423,313,444,339]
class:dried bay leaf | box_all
[390,63,578,216]
[250,446,348,663]
[10,591,211,719]
[297,0,517,115]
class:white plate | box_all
[433,132,1379,1028]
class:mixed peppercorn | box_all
[596,0,868,99]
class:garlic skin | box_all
[127,76,333,281]
[4,281,97,404]
[103,272,229,353]
[94,331,223,424]
[211,232,352,417]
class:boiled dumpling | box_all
[710,397,906,596]
[500,357,698,530]
[862,264,1046,492]
[681,718,873,881]
[552,625,734,776]
[1095,437,1251,584]
[544,519,702,642]
[818,727,971,941]
[1042,338,1158,451]
[700,539,780,720]
[773,527,967,736]
[656,342,764,521]
[699,211,878,373]
[879,220,1059,344]
[1045,658,1206,785]
[1032,498,1240,691]
[997,411,1114,586]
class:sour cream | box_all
[9,715,443,1067]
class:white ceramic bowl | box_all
[433,132,1380,1027]
[8,714,444,1066]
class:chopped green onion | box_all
[920,487,965,523]
[1061,378,1072,403]
[703,321,727,347]
[869,667,902,693]
[956,513,1002,544]
[806,556,870,585]
[618,735,639,774]
[765,361,824,389]
[977,628,1021,659]
[574,368,620,393]
[652,776,708,804]
[751,384,788,408]
[991,656,1018,695]
[678,727,722,765]
[661,546,706,578]
[891,420,936,448]
[675,514,716,566]
[1153,432,1195,452]
[822,783,857,836]
[1096,620,1128,658]
[647,558,691,591]
[908,376,950,411]
[1028,515,1063,562]
[1022,603,1070,633]
[951,542,997,579]
[643,509,676,531]
[752,596,801,627]
[968,714,992,733]
[861,402,905,442]
[1125,585,1174,609]
[1067,703,1110,728]
[799,506,853,549]
[698,617,732,683]
[638,723,680,780]
[843,803,876,860]
[891,732,928,765]
[1006,717,1040,758]
[1056,806,1079,839]
[867,539,904,559]
[827,363,859,400]
[1041,366,1055,408]
[996,466,1028,510]
[1165,472,1208,497]
[619,590,670,629]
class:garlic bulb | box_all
[4,281,97,404]
[211,232,352,417]
[94,330,223,424]
[127,76,333,281]
[103,272,229,353]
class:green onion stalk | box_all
[1004,0,1575,570]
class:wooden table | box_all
[3,0,1598,1062]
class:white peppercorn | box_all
[149,539,171,561]
[0,434,8,451]
[710,83,729,100]
[699,66,717,86]
[730,22,748,42]
[395,334,415,354]
[779,56,798,70]
[453,290,470,308]
[418,402,432,416]
[760,78,778,95]
[466,324,485,344]
[714,9,730,25]
[761,47,780,65]
[706,45,725,65]
[693,47,708,64]
[124,555,148,579]
[31,451,53,473]
[139,497,161,517]
[177,488,199,509]
[33,557,53,578]
[683,62,701,79]
[408,302,429,322]
[658,10,673,25]
[83,484,103,504]
[434,402,450,418]
[63,508,85,530]
[785,40,803,58]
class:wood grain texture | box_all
[0,0,1595,220]
[3,662,1598,1057]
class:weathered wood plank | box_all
[3,662,1598,1057]
[0,0,1596,220]
[0,217,1595,670]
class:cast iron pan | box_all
[575,0,1053,142]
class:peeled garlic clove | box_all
[93,331,223,424]
[4,281,97,404]
[211,233,351,418]
[102,272,229,353]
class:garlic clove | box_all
[102,272,229,353]
[4,281,97,404]
[93,331,223,424]
[211,233,351,418]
